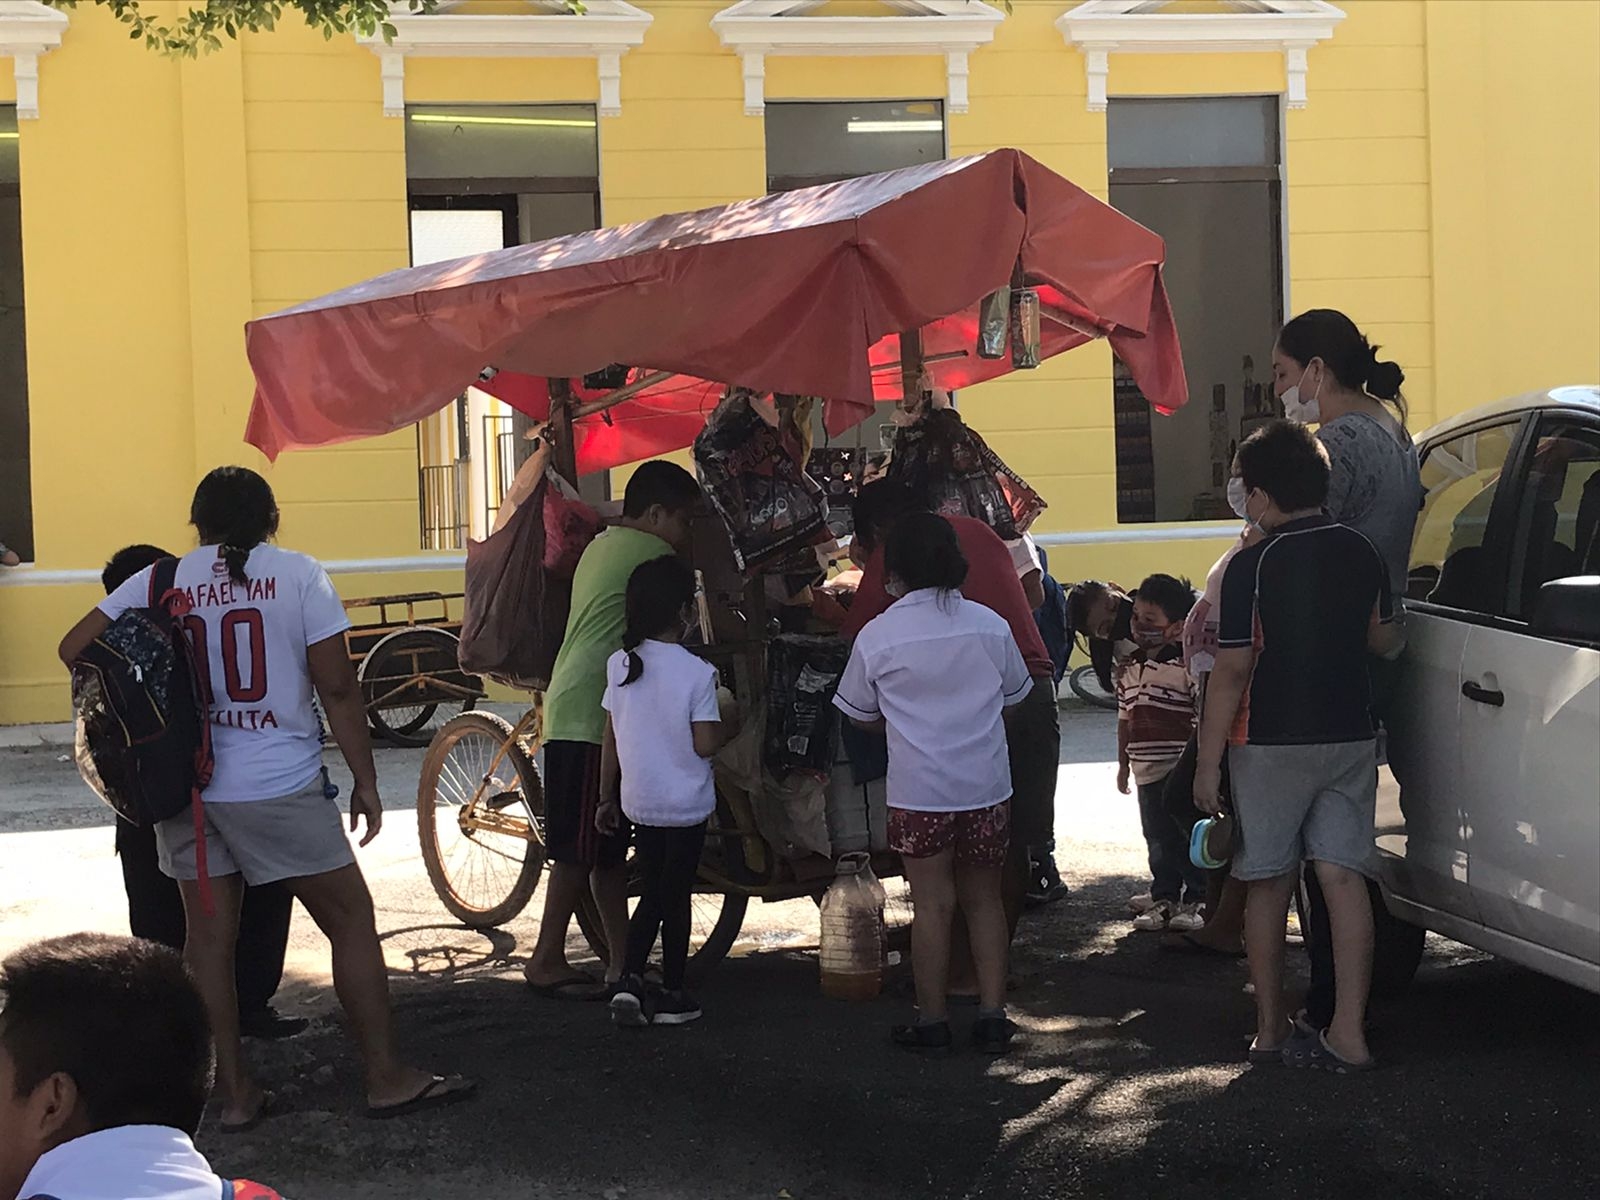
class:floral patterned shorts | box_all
[888,800,1011,867]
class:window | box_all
[1506,418,1600,618]
[765,100,944,471]
[0,105,30,563]
[765,100,944,193]
[1407,421,1521,613]
[405,105,603,549]
[1107,96,1284,523]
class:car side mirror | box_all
[1531,576,1600,643]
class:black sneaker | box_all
[891,1021,953,1053]
[1025,854,1069,907]
[650,989,703,1027]
[608,975,649,1029]
[238,1007,309,1041]
[972,1015,1019,1054]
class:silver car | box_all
[1378,385,1600,994]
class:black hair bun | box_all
[1366,356,1405,401]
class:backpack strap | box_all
[148,556,181,612]
[229,1180,284,1199]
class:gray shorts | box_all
[1227,740,1378,882]
[156,780,356,887]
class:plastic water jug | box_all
[819,852,886,1000]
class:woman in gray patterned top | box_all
[1272,309,1422,621]
[1270,308,1423,1064]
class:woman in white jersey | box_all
[60,468,472,1129]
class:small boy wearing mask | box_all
[1116,574,1206,932]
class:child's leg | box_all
[623,825,668,979]
[954,862,1008,1012]
[901,847,958,1023]
[656,822,708,993]
[1243,872,1299,1047]
[1136,780,1183,903]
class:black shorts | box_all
[542,739,631,869]
[1005,675,1060,849]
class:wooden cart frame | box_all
[343,591,486,748]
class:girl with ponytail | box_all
[60,464,474,1127]
[596,555,724,1028]
[1271,310,1425,1055]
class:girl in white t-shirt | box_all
[596,555,724,1028]
[60,467,472,1129]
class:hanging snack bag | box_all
[886,408,1046,539]
[694,389,829,573]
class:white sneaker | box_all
[1168,902,1206,933]
[1132,901,1174,931]
[1128,891,1159,915]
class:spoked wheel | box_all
[361,628,483,748]
[418,711,544,928]
[1068,663,1118,710]
[574,790,750,984]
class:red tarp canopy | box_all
[244,149,1186,473]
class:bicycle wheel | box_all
[1068,663,1118,710]
[575,868,749,985]
[361,628,479,748]
[418,711,544,928]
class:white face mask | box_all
[1281,363,1323,425]
[1226,476,1250,519]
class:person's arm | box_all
[596,714,623,834]
[689,666,725,758]
[832,640,884,732]
[839,549,891,640]
[1115,670,1132,794]
[59,565,153,664]
[1194,647,1252,814]
[0,542,19,568]
[59,610,111,665]
[307,634,382,846]
[1019,568,1045,612]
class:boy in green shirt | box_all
[523,461,703,999]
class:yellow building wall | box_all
[3,0,1598,724]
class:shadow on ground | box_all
[211,866,1600,1200]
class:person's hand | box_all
[0,546,19,568]
[1116,763,1131,795]
[595,799,621,836]
[1241,523,1265,548]
[1193,762,1225,815]
[349,781,383,846]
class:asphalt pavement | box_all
[1,699,1595,1200]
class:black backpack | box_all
[70,558,214,827]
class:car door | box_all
[1378,416,1526,923]
[1458,411,1600,970]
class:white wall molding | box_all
[358,0,653,118]
[1035,523,1239,547]
[0,554,468,588]
[0,0,68,119]
[711,0,1004,117]
[1057,0,1344,112]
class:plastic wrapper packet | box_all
[886,408,1046,539]
[763,634,850,780]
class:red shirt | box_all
[842,514,1054,679]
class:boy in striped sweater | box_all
[1115,574,1206,932]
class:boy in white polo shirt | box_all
[834,513,1032,1055]
[1,934,285,1200]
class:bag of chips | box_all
[885,408,1045,538]
[694,389,829,573]
[763,634,850,779]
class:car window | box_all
[1506,419,1600,618]
[1408,420,1520,612]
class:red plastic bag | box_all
[543,481,603,578]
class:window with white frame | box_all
[1107,96,1285,523]
[405,104,603,550]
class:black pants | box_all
[115,819,293,1014]
[624,822,707,992]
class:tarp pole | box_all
[899,328,924,403]
[547,377,579,487]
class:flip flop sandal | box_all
[524,972,605,1001]
[1308,1031,1378,1075]
[1160,933,1246,959]
[219,1091,277,1135]
[366,1074,478,1120]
